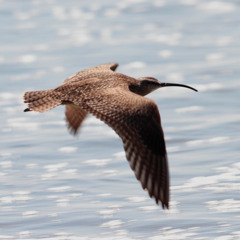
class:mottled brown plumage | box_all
[23,63,197,209]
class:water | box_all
[1,0,240,239]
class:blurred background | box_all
[0,0,240,239]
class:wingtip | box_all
[66,122,80,137]
[157,199,169,210]
[162,202,169,209]
[110,63,119,71]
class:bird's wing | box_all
[65,105,88,135]
[63,63,119,84]
[77,87,169,208]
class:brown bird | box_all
[23,63,197,209]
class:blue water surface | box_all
[0,0,240,239]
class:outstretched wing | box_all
[63,63,119,84]
[77,87,169,208]
[65,105,88,135]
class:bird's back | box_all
[63,63,119,85]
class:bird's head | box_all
[130,77,198,96]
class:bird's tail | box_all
[23,90,61,113]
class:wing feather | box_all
[65,105,88,135]
[76,88,169,208]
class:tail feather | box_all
[23,90,50,103]
[23,90,61,113]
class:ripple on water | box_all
[83,158,112,167]
[175,105,203,113]
[22,210,38,217]
[58,146,78,153]
[0,161,12,168]
[150,227,200,240]
[48,186,72,192]
[185,136,230,147]
[99,209,119,218]
[100,219,124,229]
[44,162,69,172]
[173,161,240,193]
[206,199,240,213]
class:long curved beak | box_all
[159,82,198,92]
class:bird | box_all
[23,63,197,209]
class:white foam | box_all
[48,186,72,192]
[18,231,31,237]
[13,191,30,195]
[52,6,67,20]
[100,219,123,229]
[98,193,112,197]
[153,0,166,7]
[52,7,94,21]
[13,195,32,202]
[26,163,38,169]
[56,198,69,207]
[0,161,12,168]
[158,50,173,58]
[112,151,125,159]
[16,22,36,30]
[22,211,38,217]
[0,92,17,100]
[216,36,232,46]
[99,209,117,218]
[150,227,198,240]
[7,118,40,131]
[41,172,57,180]
[206,199,240,212]
[186,136,230,147]
[197,1,236,14]
[127,196,147,203]
[206,53,224,62]
[167,146,180,152]
[174,161,240,193]
[70,29,92,46]
[0,196,13,204]
[62,169,78,175]
[175,105,203,113]
[179,0,197,5]
[34,44,50,51]
[84,158,111,167]
[138,205,159,212]
[194,83,225,92]
[58,146,78,153]
[68,193,82,198]
[18,54,37,64]
[52,66,65,73]
[0,56,5,63]
[1,192,32,203]
[104,8,120,17]
[44,163,68,172]
[0,235,14,239]
[10,73,31,82]
[0,152,12,158]
[103,169,118,176]
[165,72,184,82]
[14,9,38,21]
[122,61,146,69]
[82,125,117,139]
[84,117,104,125]
[146,32,182,46]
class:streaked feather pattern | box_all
[23,63,170,208]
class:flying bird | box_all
[23,63,197,209]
